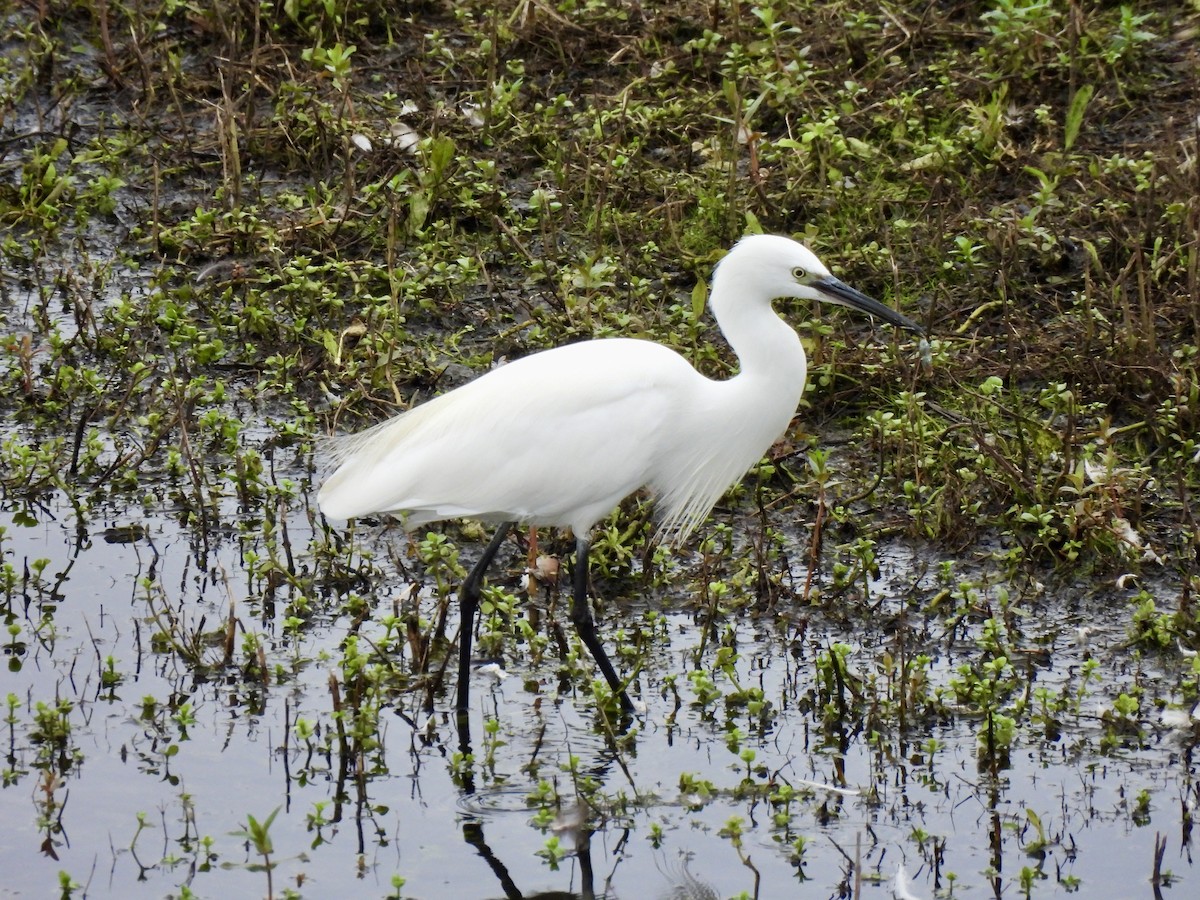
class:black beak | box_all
[815,276,925,335]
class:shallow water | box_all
[2,488,1195,899]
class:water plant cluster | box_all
[1,1,1197,897]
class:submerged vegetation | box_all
[1,1,1198,897]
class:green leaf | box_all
[407,192,430,235]
[690,278,707,319]
[1064,84,1094,150]
[425,135,457,182]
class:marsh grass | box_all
[1,1,1198,897]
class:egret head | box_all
[719,234,924,335]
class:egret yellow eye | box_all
[791,266,807,281]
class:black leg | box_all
[457,522,515,714]
[570,537,635,712]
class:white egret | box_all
[319,234,923,713]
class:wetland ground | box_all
[2,1,1199,898]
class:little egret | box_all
[319,234,923,713]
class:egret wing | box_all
[317,339,696,531]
